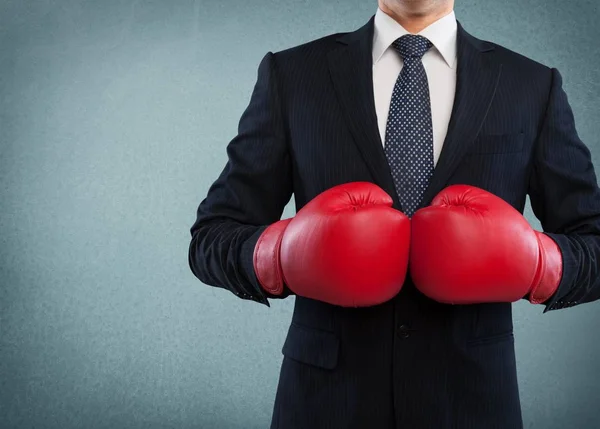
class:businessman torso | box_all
[265,14,553,429]
[190,0,600,423]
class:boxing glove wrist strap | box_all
[529,232,563,304]
[253,219,291,296]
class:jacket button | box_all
[397,324,411,339]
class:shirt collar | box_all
[372,7,458,69]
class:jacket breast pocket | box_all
[467,132,525,154]
[281,322,340,370]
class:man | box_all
[188,0,600,428]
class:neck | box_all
[378,1,454,33]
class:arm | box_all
[188,51,293,306]
[528,67,600,312]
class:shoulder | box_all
[492,42,550,73]
[254,30,352,90]
[462,25,555,92]
[270,31,346,67]
[466,28,553,82]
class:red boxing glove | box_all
[254,182,410,307]
[410,185,563,305]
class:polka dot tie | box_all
[384,34,434,217]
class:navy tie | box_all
[384,34,434,217]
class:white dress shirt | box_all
[372,8,458,167]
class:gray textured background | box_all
[1,1,599,428]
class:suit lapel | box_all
[327,16,401,208]
[327,17,502,212]
[419,21,502,208]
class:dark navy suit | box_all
[189,15,600,429]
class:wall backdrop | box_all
[1,1,599,428]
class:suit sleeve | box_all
[188,51,293,307]
[528,67,600,312]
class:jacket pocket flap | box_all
[281,323,339,370]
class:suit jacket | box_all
[188,15,600,429]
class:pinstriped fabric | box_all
[188,15,600,429]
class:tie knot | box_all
[392,35,433,60]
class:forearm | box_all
[544,230,600,311]
[189,219,287,305]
